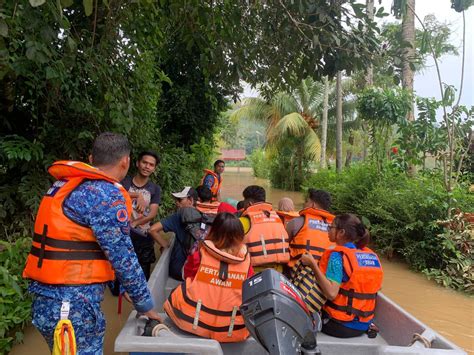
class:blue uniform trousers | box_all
[32,295,106,354]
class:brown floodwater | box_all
[11,168,473,354]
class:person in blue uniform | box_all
[24,132,161,354]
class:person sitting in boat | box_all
[196,185,220,215]
[276,197,299,226]
[149,187,199,281]
[239,185,290,273]
[287,189,335,269]
[301,214,383,338]
[164,213,253,342]
[200,160,225,202]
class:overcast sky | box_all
[243,0,473,108]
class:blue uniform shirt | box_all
[28,180,154,313]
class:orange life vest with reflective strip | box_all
[242,203,290,266]
[22,161,132,285]
[164,240,250,342]
[288,208,335,267]
[276,210,300,227]
[200,169,222,202]
[196,201,221,215]
[319,245,383,323]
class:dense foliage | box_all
[0,238,32,353]
[304,163,474,293]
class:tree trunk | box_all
[345,131,354,167]
[365,0,374,86]
[402,0,415,122]
[336,71,343,173]
[402,0,416,176]
[320,76,329,169]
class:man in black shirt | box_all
[122,150,167,279]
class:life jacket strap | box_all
[227,306,238,337]
[178,283,242,317]
[339,288,378,300]
[325,300,375,318]
[247,238,290,248]
[30,246,107,261]
[249,248,289,257]
[170,305,247,333]
[193,300,202,330]
[33,233,102,251]
[289,243,326,253]
[38,224,48,268]
[218,261,229,281]
[260,235,267,258]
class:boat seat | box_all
[152,313,388,351]
[165,277,181,299]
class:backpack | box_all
[179,207,215,255]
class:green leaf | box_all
[25,47,36,61]
[0,19,8,37]
[83,0,93,16]
[29,0,46,7]
[61,0,74,7]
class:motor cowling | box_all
[240,268,320,355]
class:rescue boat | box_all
[115,239,467,355]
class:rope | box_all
[409,333,432,348]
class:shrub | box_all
[249,148,271,179]
[304,162,474,293]
[0,238,32,353]
[423,212,474,293]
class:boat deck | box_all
[115,238,467,355]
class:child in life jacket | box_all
[301,214,383,338]
[164,213,253,342]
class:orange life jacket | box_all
[196,201,221,215]
[288,208,335,268]
[319,245,383,323]
[23,161,132,285]
[242,203,290,266]
[164,240,250,342]
[200,169,222,202]
[276,210,300,226]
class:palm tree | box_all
[231,78,324,188]
[393,0,416,121]
[320,76,329,169]
[336,71,343,173]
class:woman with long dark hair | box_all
[164,213,253,342]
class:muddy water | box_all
[11,169,473,354]
[222,169,474,354]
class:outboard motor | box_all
[240,269,321,355]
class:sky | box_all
[243,0,473,109]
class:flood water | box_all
[11,168,473,354]
[222,168,474,354]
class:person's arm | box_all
[81,183,158,318]
[301,253,341,300]
[131,203,159,228]
[149,221,164,234]
[203,175,214,189]
[148,227,169,249]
